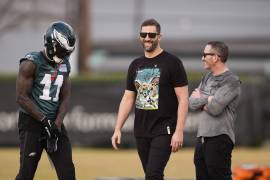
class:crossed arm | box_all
[203,82,240,116]
[189,81,240,116]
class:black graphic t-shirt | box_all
[126,51,188,137]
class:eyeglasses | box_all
[202,53,221,58]
[140,32,159,38]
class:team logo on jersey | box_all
[59,64,68,72]
[25,54,34,60]
[135,68,160,110]
[29,152,37,157]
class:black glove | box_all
[47,136,59,153]
[41,116,60,138]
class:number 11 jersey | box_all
[20,51,71,119]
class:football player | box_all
[15,21,76,180]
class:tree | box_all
[77,0,91,75]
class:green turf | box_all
[0,147,269,180]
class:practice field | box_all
[0,147,269,180]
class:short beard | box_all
[142,40,158,52]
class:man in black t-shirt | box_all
[111,18,189,180]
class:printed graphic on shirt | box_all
[135,68,160,110]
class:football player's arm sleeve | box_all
[16,60,45,121]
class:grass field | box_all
[0,147,269,180]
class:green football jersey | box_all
[20,51,71,119]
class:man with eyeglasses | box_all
[111,18,189,180]
[189,41,241,180]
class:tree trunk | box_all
[78,0,91,75]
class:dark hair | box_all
[207,41,229,63]
[140,18,161,34]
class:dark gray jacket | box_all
[189,70,241,144]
